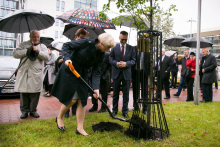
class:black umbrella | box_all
[40,37,54,47]
[181,37,213,48]
[63,24,105,40]
[164,36,185,47]
[0,9,55,33]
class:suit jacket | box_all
[101,52,112,82]
[177,56,189,77]
[171,58,178,72]
[109,43,136,80]
[156,55,172,79]
[201,54,217,84]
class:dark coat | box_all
[177,56,189,77]
[51,37,105,107]
[171,58,178,72]
[101,52,112,82]
[156,55,172,79]
[201,54,217,84]
[109,43,136,80]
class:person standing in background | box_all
[171,53,178,89]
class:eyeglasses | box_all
[120,39,127,41]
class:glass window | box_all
[4,0,9,7]
[60,21,64,27]
[55,15,59,26]
[81,3,86,8]
[0,9,4,17]
[92,0,97,6]
[74,1,81,9]
[85,4,90,9]
[0,49,2,55]
[87,0,92,4]
[61,1,65,12]
[0,0,4,7]
[0,39,3,47]
[56,0,60,11]
[3,40,8,47]
[55,31,58,39]
[60,31,63,38]
[4,49,13,56]
[91,5,97,10]
[12,1,16,9]
[81,0,87,3]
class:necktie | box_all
[121,45,124,58]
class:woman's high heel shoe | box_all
[55,117,65,131]
[76,130,90,137]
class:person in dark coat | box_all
[131,46,150,114]
[155,49,172,99]
[171,53,178,88]
[172,49,189,97]
[199,56,205,92]
[51,32,115,136]
[186,52,196,101]
[200,48,217,102]
[109,31,136,118]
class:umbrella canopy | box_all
[57,8,115,29]
[190,49,203,58]
[164,36,185,47]
[51,38,69,51]
[181,37,213,48]
[40,37,54,47]
[63,24,105,40]
[0,9,55,33]
[165,50,177,57]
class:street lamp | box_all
[187,18,196,38]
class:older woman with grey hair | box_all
[51,32,115,136]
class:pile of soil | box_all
[92,122,123,132]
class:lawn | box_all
[0,102,220,147]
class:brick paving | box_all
[0,88,219,124]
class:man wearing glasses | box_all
[109,31,136,118]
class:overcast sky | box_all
[98,0,220,45]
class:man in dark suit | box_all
[98,50,112,113]
[132,46,150,114]
[200,48,217,102]
[156,49,172,99]
[109,31,136,118]
[172,49,189,97]
[171,53,178,88]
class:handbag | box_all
[184,68,192,84]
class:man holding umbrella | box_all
[13,30,49,119]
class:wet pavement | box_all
[0,87,219,123]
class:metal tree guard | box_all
[125,30,169,140]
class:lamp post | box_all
[187,18,196,51]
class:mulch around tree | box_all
[92,121,123,132]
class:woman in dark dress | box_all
[51,32,115,136]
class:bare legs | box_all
[57,99,88,135]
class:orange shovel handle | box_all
[68,62,80,78]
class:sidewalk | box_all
[0,88,219,123]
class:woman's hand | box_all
[193,56,196,60]
[65,60,72,66]
[93,89,99,99]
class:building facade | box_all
[0,0,98,56]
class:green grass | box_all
[1,102,220,147]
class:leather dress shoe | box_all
[123,113,129,118]
[64,113,69,118]
[98,108,106,113]
[172,94,179,97]
[164,97,170,99]
[30,112,39,118]
[186,99,193,102]
[76,130,90,137]
[55,117,65,131]
[200,100,208,103]
[20,112,28,119]
[89,106,98,112]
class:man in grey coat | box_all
[200,48,217,102]
[13,30,49,119]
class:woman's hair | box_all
[98,33,116,48]
[190,52,195,56]
[75,28,88,38]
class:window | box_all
[61,1,65,12]
[60,21,64,27]
[60,31,63,38]
[74,0,97,9]
[0,0,4,7]
[4,0,9,7]
[4,49,13,56]
[55,31,58,39]
[0,39,3,47]
[56,0,60,11]
[0,49,2,55]
[55,15,59,26]
[74,1,81,8]
[0,9,4,17]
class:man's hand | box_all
[32,43,38,51]
[165,71,167,73]
[65,60,72,66]
[202,69,205,73]
[93,89,99,99]
[120,61,126,68]
[58,59,63,64]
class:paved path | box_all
[0,88,219,123]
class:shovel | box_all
[68,62,129,122]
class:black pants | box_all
[156,71,170,98]
[100,78,110,109]
[43,71,53,93]
[112,72,130,114]
[187,78,194,101]
[215,81,218,88]
[132,70,148,111]
[20,92,40,113]
[171,71,177,88]
[202,83,213,102]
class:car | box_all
[0,56,20,98]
